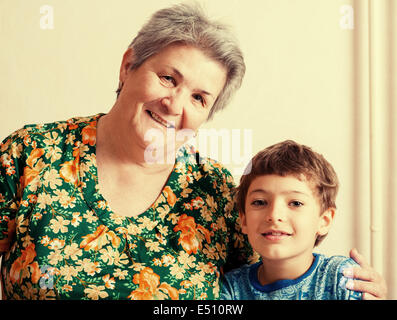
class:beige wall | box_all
[0,0,395,299]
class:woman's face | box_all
[116,43,227,157]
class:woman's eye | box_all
[192,94,205,106]
[160,75,176,86]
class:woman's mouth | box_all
[146,110,175,129]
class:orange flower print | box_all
[9,243,41,284]
[158,282,179,300]
[30,261,42,284]
[59,160,79,185]
[173,214,211,254]
[163,186,176,206]
[20,148,45,189]
[128,267,178,300]
[59,147,80,186]
[6,166,15,176]
[180,280,193,289]
[79,225,121,251]
[81,123,96,146]
[26,148,44,168]
[191,196,204,209]
[66,120,78,130]
[102,274,115,289]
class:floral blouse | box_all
[0,114,256,300]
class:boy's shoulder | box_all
[221,263,260,300]
[313,253,362,300]
[221,255,362,300]
[223,262,257,281]
[316,253,359,274]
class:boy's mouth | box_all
[146,110,175,129]
[262,231,292,240]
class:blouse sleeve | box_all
[0,129,25,253]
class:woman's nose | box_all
[161,88,185,115]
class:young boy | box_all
[221,140,362,300]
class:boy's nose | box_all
[266,201,285,222]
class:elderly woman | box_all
[0,3,386,300]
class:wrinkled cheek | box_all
[182,108,209,132]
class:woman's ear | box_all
[317,207,336,237]
[119,48,135,83]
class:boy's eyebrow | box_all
[248,189,310,196]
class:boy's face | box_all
[240,174,334,264]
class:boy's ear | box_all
[317,207,336,237]
[239,211,248,235]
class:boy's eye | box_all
[289,200,304,207]
[251,199,267,206]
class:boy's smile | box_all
[240,174,334,282]
[261,229,292,241]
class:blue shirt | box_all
[220,253,362,300]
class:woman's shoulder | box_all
[1,114,102,150]
[21,114,102,136]
[176,144,235,183]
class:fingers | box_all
[345,248,388,299]
[343,266,378,282]
[343,266,388,299]
[346,279,385,300]
[349,248,369,268]
[361,292,379,300]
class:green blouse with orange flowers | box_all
[0,114,256,300]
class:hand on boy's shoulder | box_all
[318,254,362,300]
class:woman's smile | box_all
[146,110,175,129]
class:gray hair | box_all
[120,2,245,120]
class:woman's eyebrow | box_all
[166,65,214,98]
[167,65,184,79]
